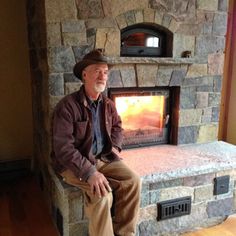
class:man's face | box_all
[83,63,109,95]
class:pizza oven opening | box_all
[121,23,173,57]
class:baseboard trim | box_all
[0,158,32,181]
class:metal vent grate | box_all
[157,196,191,221]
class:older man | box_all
[51,49,141,236]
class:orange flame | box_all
[115,95,165,130]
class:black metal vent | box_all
[157,196,191,221]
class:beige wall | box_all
[0,0,33,161]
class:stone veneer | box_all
[25,0,231,235]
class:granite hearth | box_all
[48,141,236,236]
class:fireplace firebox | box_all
[108,87,179,148]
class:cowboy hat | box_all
[73,49,109,80]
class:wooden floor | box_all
[181,214,236,236]
[0,175,59,236]
[0,175,236,236]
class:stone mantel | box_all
[122,141,236,183]
[107,56,204,65]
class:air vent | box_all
[157,196,191,221]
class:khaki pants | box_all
[60,160,141,236]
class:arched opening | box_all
[121,23,173,57]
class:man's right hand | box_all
[87,171,112,198]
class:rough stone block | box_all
[183,173,215,187]
[158,186,194,201]
[195,36,225,55]
[76,0,104,19]
[68,191,84,223]
[64,73,81,83]
[212,13,228,36]
[135,10,144,23]
[197,124,218,143]
[125,10,136,26]
[137,64,157,87]
[173,34,195,57]
[65,82,82,95]
[120,65,136,87]
[194,184,214,202]
[196,92,209,108]
[178,126,199,144]
[108,0,148,17]
[49,73,64,96]
[207,198,234,217]
[61,20,86,33]
[46,23,61,47]
[144,8,155,23]
[157,65,179,86]
[154,10,164,25]
[197,0,218,11]
[59,0,77,20]
[186,64,208,78]
[169,70,185,86]
[48,46,75,73]
[180,87,196,109]
[45,0,61,22]
[107,70,123,88]
[213,75,222,92]
[212,106,219,122]
[208,53,225,75]
[179,109,202,127]
[63,32,87,46]
[86,17,117,29]
[95,28,120,56]
[218,0,229,11]
[115,14,127,29]
[162,14,172,28]
[208,92,221,106]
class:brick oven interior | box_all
[25,0,236,235]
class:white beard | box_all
[94,83,106,93]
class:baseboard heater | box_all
[157,196,191,221]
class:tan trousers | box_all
[60,160,141,236]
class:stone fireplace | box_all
[26,0,236,235]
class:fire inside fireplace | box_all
[108,87,176,148]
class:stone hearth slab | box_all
[121,141,236,182]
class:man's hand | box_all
[87,171,112,198]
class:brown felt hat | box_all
[73,49,109,80]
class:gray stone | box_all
[213,75,222,92]
[162,14,172,28]
[208,92,221,106]
[207,198,234,217]
[212,106,219,122]
[218,0,229,11]
[48,47,75,72]
[72,46,93,61]
[85,17,117,29]
[194,184,214,202]
[157,66,177,86]
[68,221,88,236]
[176,23,202,35]
[183,76,214,87]
[196,92,209,108]
[173,34,195,57]
[64,73,81,83]
[76,0,104,19]
[213,13,228,36]
[195,36,226,55]
[183,173,215,187]
[68,191,84,223]
[61,20,86,33]
[149,179,183,190]
[178,126,199,144]
[125,10,136,25]
[120,66,137,87]
[179,109,202,126]
[180,87,196,109]
[49,73,64,96]
[107,70,123,87]
[169,70,185,86]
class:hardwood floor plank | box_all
[0,176,59,236]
